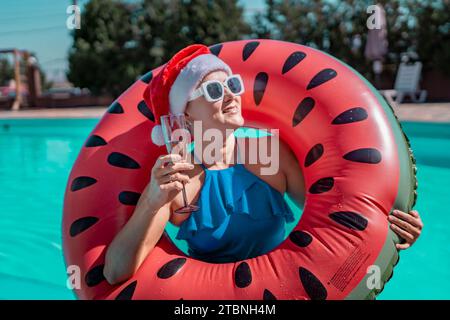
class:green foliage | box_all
[415,0,450,75]
[68,0,250,97]
[66,0,449,96]
[0,58,14,86]
[133,0,251,79]
[67,0,139,97]
[258,0,450,78]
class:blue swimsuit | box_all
[175,144,295,263]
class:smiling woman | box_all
[62,39,418,300]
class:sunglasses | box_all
[188,74,245,103]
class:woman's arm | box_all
[103,198,170,285]
[103,154,193,285]
[278,138,305,209]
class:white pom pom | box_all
[151,125,165,146]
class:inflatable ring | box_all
[63,39,417,300]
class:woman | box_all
[103,44,423,285]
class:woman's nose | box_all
[223,86,234,100]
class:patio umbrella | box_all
[365,3,388,87]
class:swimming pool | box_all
[0,118,448,299]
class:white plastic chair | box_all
[381,61,427,106]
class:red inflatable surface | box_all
[63,39,414,300]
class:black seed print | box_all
[332,107,368,124]
[140,71,153,84]
[307,68,337,90]
[70,216,99,237]
[289,230,313,247]
[263,289,277,300]
[209,44,223,56]
[235,262,252,288]
[243,41,260,61]
[118,191,141,206]
[304,144,324,167]
[85,135,107,147]
[329,211,368,231]
[282,51,306,74]
[253,72,268,106]
[309,177,334,194]
[157,258,187,279]
[299,267,327,300]
[292,97,315,127]
[85,264,105,287]
[107,152,141,169]
[343,148,382,164]
[71,176,97,192]
[107,101,124,114]
[115,281,137,300]
[137,100,155,122]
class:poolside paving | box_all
[0,107,106,119]
[0,103,450,122]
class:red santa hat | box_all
[143,44,232,146]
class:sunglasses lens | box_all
[227,76,243,94]
[206,82,223,100]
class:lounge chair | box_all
[381,61,427,106]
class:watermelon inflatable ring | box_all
[62,39,417,300]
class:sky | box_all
[0,0,266,83]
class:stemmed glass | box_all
[160,113,199,214]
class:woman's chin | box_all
[223,112,244,128]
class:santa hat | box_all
[143,44,232,146]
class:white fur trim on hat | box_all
[151,124,165,146]
[169,54,232,115]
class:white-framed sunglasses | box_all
[188,74,245,103]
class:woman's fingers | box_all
[388,209,423,250]
[155,161,194,178]
[396,242,411,250]
[153,154,182,170]
[388,215,421,237]
[390,223,415,242]
[160,181,184,192]
[410,210,419,217]
[392,210,423,230]
[159,172,190,185]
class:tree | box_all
[67,0,140,97]
[67,0,251,97]
[257,0,374,77]
[415,0,450,75]
[255,0,444,81]
[134,0,252,73]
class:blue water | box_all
[0,118,448,300]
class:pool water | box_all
[0,118,449,300]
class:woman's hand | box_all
[103,154,194,285]
[144,154,194,211]
[388,210,423,250]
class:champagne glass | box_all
[160,113,199,214]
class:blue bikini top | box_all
[175,140,295,263]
